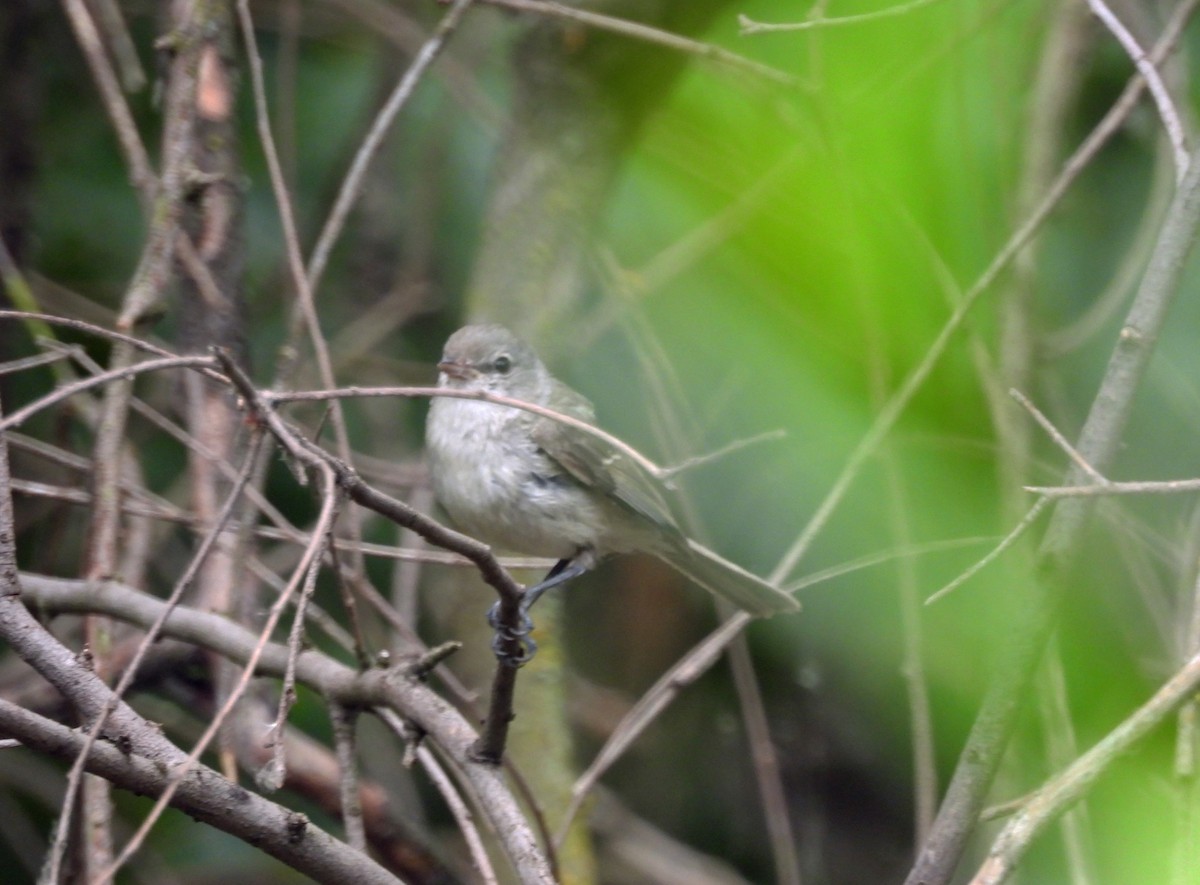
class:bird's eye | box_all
[493,354,512,374]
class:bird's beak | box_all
[437,359,474,381]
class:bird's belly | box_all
[430,437,599,560]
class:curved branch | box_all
[16,574,554,884]
[0,699,402,885]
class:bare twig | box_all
[783,536,993,594]
[1085,0,1189,179]
[0,243,74,383]
[482,0,799,86]
[59,0,156,198]
[0,310,195,360]
[556,614,750,846]
[0,348,77,377]
[925,499,1050,606]
[270,384,668,479]
[88,0,145,91]
[1009,389,1107,484]
[263,504,338,791]
[659,429,787,479]
[413,747,499,885]
[881,443,938,845]
[0,354,220,433]
[971,649,1200,884]
[726,633,802,885]
[1026,478,1200,498]
[304,0,477,294]
[739,0,945,34]
[376,708,499,884]
[1035,640,1095,885]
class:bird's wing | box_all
[531,380,683,539]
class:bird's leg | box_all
[485,557,588,666]
[520,558,587,614]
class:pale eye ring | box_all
[493,354,512,374]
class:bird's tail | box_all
[662,539,800,616]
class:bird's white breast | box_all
[426,396,601,559]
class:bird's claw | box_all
[487,601,537,667]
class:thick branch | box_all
[17,573,554,884]
[0,699,401,885]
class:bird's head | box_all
[436,324,544,398]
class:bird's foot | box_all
[484,561,588,667]
[487,601,537,667]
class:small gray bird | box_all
[425,324,799,619]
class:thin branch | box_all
[1034,641,1095,885]
[377,708,498,885]
[0,310,195,361]
[1027,478,1200,498]
[88,0,145,91]
[784,536,993,594]
[59,0,156,198]
[482,0,800,86]
[0,243,76,384]
[270,384,669,479]
[1009,389,1107,484]
[659,429,787,479]
[263,502,338,791]
[1085,0,1189,179]
[726,633,802,885]
[970,649,1200,884]
[924,499,1051,606]
[413,747,499,885]
[0,348,77,377]
[739,0,945,34]
[0,354,220,434]
[881,448,938,846]
[556,614,751,846]
[304,0,477,294]
[98,464,341,882]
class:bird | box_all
[424,324,799,644]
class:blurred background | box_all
[4,0,1200,882]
